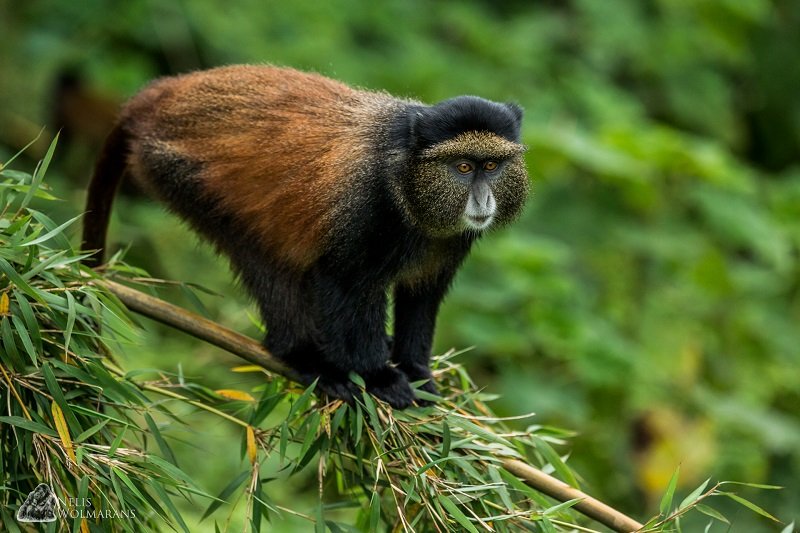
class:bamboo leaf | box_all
[51,401,76,462]
[0,258,44,302]
[1,127,43,169]
[695,504,729,524]
[112,466,148,505]
[10,314,37,366]
[247,425,258,465]
[64,290,76,356]
[215,389,256,402]
[108,426,127,457]
[660,466,680,515]
[0,415,57,436]
[13,291,42,353]
[20,214,82,247]
[721,492,780,522]
[201,470,251,520]
[72,476,90,533]
[678,478,711,510]
[144,413,179,466]
[543,497,583,516]
[441,419,451,457]
[231,365,264,373]
[74,419,110,443]
[41,363,82,434]
[533,436,578,488]
[150,481,190,533]
[438,495,479,533]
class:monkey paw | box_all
[301,373,359,404]
[365,366,416,409]
[397,362,439,404]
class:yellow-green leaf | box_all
[231,365,263,373]
[215,389,255,402]
[246,425,257,465]
[52,401,76,462]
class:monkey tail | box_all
[81,122,129,267]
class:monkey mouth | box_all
[464,213,493,230]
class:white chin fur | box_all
[463,214,493,231]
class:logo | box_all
[16,484,59,523]
[15,484,137,524]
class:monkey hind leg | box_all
[267,337,417,409]
[256,269,417,409]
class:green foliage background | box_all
[1,0,798,530]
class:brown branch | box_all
[100,279,645,533]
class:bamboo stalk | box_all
[100,279,644,532]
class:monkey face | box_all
[405,132,529,237]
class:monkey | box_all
[82,65,529,409]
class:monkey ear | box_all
[505,103,524,125]
[407,107,431,149]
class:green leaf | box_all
[75,419,110,443]
[361,393,383,443]
[72,476,90,533]
[18,135,56,210]
[41,362,82,434]
[369,492,381,532]
[0,416,58,436]
[441,419,451,457]
[144,413,179,466]
[20,214,81,247]
[660,466,680,515]
[437,495,479,533]
[695,504,729,524]
[314,504,325,533]
[10,314,37,366]
[150,480,191,533]
[279,421,289,464]
[718,481,783,490]
[112,466,148,505]
[64,290,76,355]
[108,425,127,457]
[288,379,317,419]
[13,291,42,354]
[721,492,780,522]
[201,470,251,520]
[1,317,21,364]
[542,497,583,516]
[533,436,578,488]
[0,257,43,302]
[1,127,43,169]
[678,478,711,509]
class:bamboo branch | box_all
[100,279,645,532]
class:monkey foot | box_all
[396,362,439,405]
[365,366,417,409]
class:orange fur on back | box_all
[120,65,401,267]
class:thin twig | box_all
[98,278,645,532]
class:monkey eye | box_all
[484,161,498,171]
[456,162,474,174]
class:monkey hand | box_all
[396,362,439,406]
[364,366,418,409]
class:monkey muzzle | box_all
[463,179,496,230]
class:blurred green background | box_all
[1,0,798,530]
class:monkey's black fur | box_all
[135,117,477,406]
[404,96,523,151]
[82,66,528,409]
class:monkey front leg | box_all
[310,273,417,409]
[391,275,453,397]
